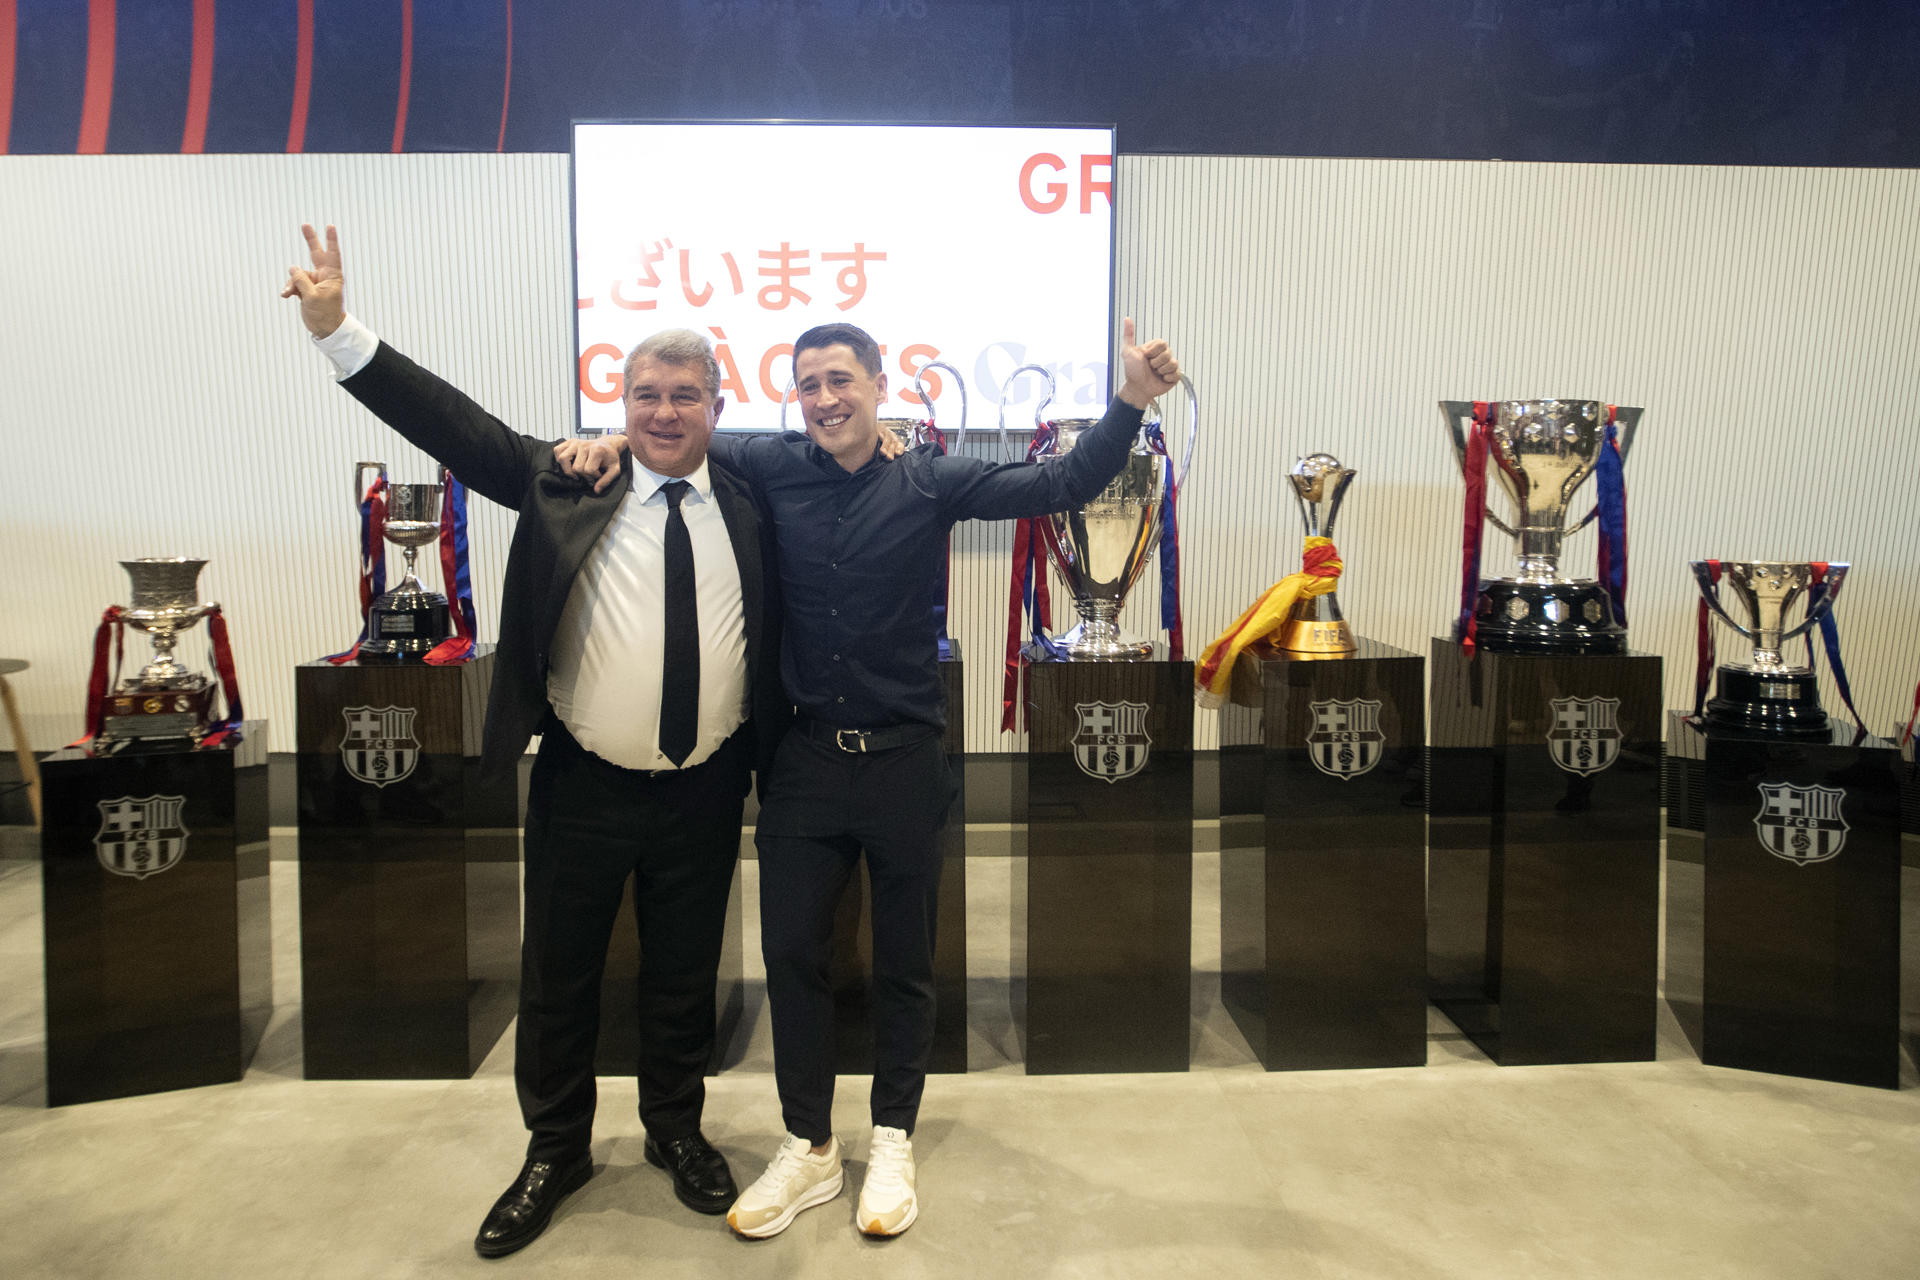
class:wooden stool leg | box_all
[0,674,41,829]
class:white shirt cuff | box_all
[311,313,379,380]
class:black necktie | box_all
[659,480,699,766]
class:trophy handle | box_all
[997,364,1056,462]
[1438,402,1518,539]
[1566,406,1643,536]
[1777,562,1850,645]
[1690,561,1755,642]
[914,360,968,452]
[355,461,387,504]
[778,378,795,433]
[1159,374,1198,491]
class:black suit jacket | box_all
[340,341,789,787]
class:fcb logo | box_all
[1754,782,1848,865]
[94,795,188,880]
[1306,698,1385,780]
[1546,696,1623,776]
[1072,701,1152,784]
[341,705,421,788]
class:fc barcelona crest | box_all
[1546,696,1622,776]
[1306,698,1385,780]
[341,705,421,788]
[1754,782,1848,865]
[94,794,188,880]
[1073,701,1152,784]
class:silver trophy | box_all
[1441,399,1643,653]
[102,557,218,742]
[1001,364,1198,659]
[1274,453,1357,656]
[1691,560,1849,736]
[356,462,451,660]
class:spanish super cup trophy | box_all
[357,463,451,659]
[1004,364,1198,659]
[1274,453,1357,655]
[98,557,220,742]
[1691,560,1849,736]
[1442,399,1641,653]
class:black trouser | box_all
[516,718,749,1163]
[755,727,957,1144]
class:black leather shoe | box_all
[473,1153,593,1258]
[644,1131,738,1214]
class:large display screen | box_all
[571,122,1116,434]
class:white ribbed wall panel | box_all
[2,154,1916,755]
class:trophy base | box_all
[1470,579,1625,654]
[359,592,450,660]
[1704,666,1830,738]
[1271,616,1356,656]
[1054,621,1156,661]
[99,675,215,743]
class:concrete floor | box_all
[1,841,1917,1280]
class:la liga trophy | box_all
[1691,559,1849,736]
[1443,399,1641,653]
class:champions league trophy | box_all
[1442,400,1642,653]
[1273,453,1357,655]
[357,463,451,660]
[99,557,219,742]
[877,360,969,452]
[1691,560,1849,736]
[1005,364,1198,659]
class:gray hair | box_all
[624,328,721,400]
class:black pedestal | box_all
[1428,640,1661,1064]
[295,649,519,1078]
[1665,715,1902,1088]
[1019,658,1191,1074]
[1217,641,1426,1070]
[40,723,271,1105]
[826,650,968,1075]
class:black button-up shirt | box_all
[708,397,1144,730]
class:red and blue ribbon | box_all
[198,605,247,747]
[1594,408,1629,627]
[1002,422,1062,731]
[325,471,388,664]
[1692,559,1722,722]
[1453,402,1493,653]
[1802,564,1866,740]
[425,468,477,665]
[1143,418,1186,662]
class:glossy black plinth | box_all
[1217,640,1426,1070]
[1019,659,1191,1074]
[1428,640,1661,1065]
[826,650,968,1074]
[295,649,518,1079]
[40,723,270,1106]
[1665,715,1902,1088]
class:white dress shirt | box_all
[315,315,750,770]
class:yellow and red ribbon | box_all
[1193,536,1342,708]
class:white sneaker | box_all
[857,1125,918,1237]
[727,1133,843,1239]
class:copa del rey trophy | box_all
[1000,363,1197,663]
[331,462,475,664]
[1691,560,1853,736]
[81,557,244,746]
[1443,399,1642,653]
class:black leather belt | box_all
[797,717,936,754]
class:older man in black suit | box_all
[283,225,794,1258]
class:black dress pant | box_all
[516,719,748,1163]
[756,728,957,1144]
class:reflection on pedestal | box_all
[1428,640,1661,1065]
[1019,658,1191,1074]
[295,650,518,1079]
[1217,640,1426,1070]
[1666,714,1902,1088]
[40,723,271,1105]
[826,650,968,1074]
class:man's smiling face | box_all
[623,357,722,477]
[794,343,886,467]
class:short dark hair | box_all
[793,323,881,378]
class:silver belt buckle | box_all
[834,728,869,754]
